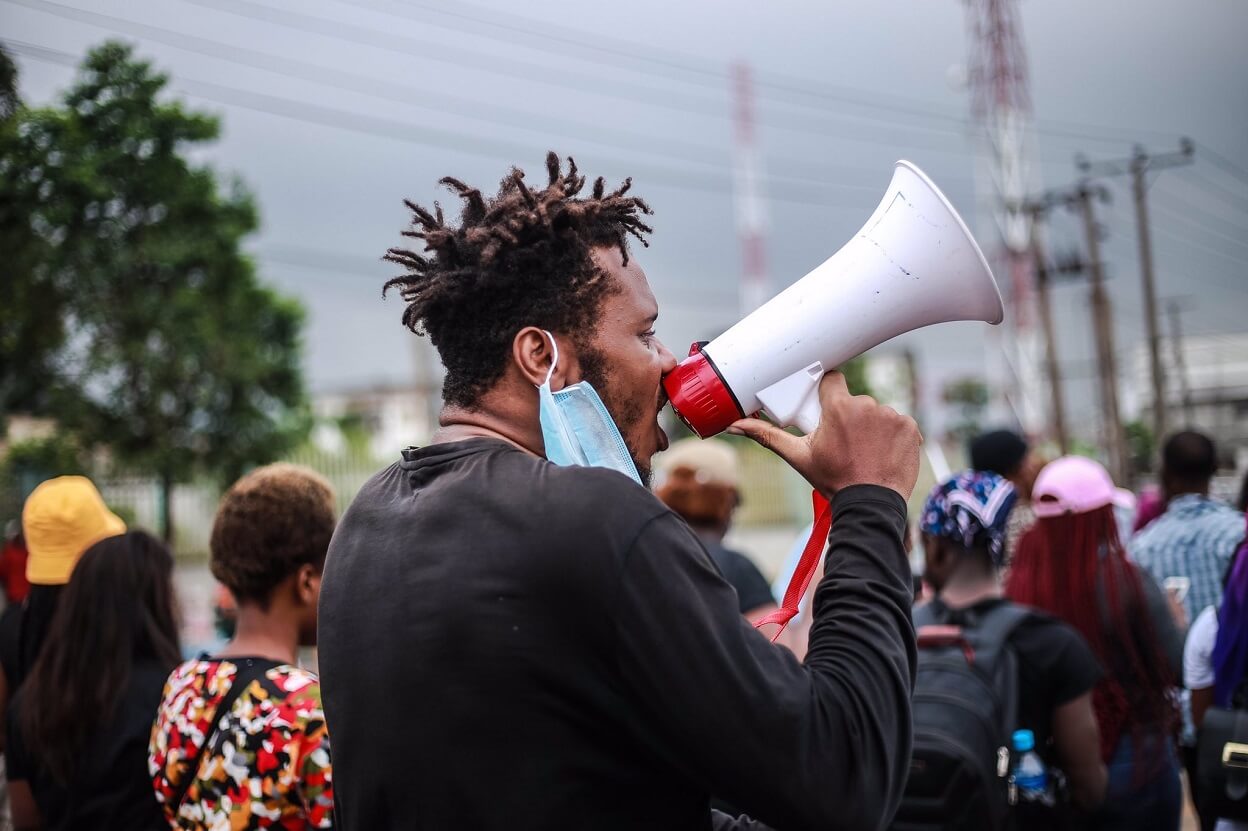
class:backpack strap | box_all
[964,602,1033,667]
[913,598,1032,661]
[912,597,947,629]
[166,657,282,813]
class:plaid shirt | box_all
[1129,494,1246,619]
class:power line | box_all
[258,244,739,307]
[180,0,1179,156]
[2,0,915,193]
[1154,181,1248,238]
[330,0,971,129]
[9,0,1180,172]
[3,38,877,210]
[1151,201,1248,256]
[1151,226,1248,281]
[1176,167,1248,215]
[327,0,1189,153]
[1193,140,1248,189]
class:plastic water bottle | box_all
[1012,729,1048,802]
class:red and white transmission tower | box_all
[732,62,770,316]
[965,0,1046,435]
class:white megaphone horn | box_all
[664,160,1004,438]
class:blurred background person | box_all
[0,476,126,748]
[1007,455,1183,831]
[1132,431,1244,622]
[149,463,335,830]
[1132,432,1243,815]
[1184,516,1248,830]
[0,523,29,611]
[654,438,777,621]
[908,470,1106,827]
[1133,485,1167,536]
[969,429,1046,568]
[5,531,180,830]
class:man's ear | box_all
[295,563,319,606]
[513,327,568,389]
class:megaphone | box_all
[664,160,1004,437]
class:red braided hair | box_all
[1005,505,1175,767]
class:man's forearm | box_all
[800,484,916,830]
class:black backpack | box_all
[892,599,1031,831]
[1195,610,1248,824]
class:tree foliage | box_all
[942,376,990,444]
[0,42,310,537]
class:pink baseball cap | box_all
[1032,456,1134,518]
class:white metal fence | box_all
[95,441,813,560]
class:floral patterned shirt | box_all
[148,659,334,830]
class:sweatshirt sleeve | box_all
[612,485,915,831]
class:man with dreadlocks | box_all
[318,154,921,830]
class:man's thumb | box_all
[726,417,804,464]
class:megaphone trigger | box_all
[756,362,826,435]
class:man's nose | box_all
[656,339,679,374]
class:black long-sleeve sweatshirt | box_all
[318,437,916,830]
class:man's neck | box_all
[937,570,1000,609]
[434,402,543,458]
[218,605,301,665]
[1167,485,1210,503]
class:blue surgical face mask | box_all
[537,330,642,486]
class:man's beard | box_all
[579,343,653,488]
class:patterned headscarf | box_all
[920,470,1019,567]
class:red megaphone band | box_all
[663,343,745,439]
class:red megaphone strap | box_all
[753,489,832,643]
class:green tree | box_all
[841,355,872,397]
[1,42,309,541]
[1124,419,1155,476]
[0,434,89,523]
[0,44,68,420]
[942,376,990,445]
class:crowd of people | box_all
[904,428,1247,831]
[0,467,335,829]
[1,425,1242,830]
[0,155,1245,830]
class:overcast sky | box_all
[4,0,1247,438]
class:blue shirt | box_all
[1129,494,1245,619]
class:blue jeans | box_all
[1096,731,1182,831]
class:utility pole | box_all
[1021,201,1069,453]
[964,0,1046,435]
[1069,183,1129,484]
[1077,139,1194,446]
[731,62,769,316]
[1167,300,1195,426]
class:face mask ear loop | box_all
[540,329,560,388]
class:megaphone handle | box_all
[793,388,822,435]
[757,361,825,435]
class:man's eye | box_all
[641,330,656,342]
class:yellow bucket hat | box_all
[22,476,126,585]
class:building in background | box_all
[1132,333,1248,466]
[311,382,438,459]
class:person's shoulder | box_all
[1128,515,1171,558]
[266,665,324,711]
[1209,502,1247,533]
[1193,604,1219,639]
[536,459,672,525]
[1006,605,1092,658]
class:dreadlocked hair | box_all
[1006,505,1176,774]
[382,152,654,409]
